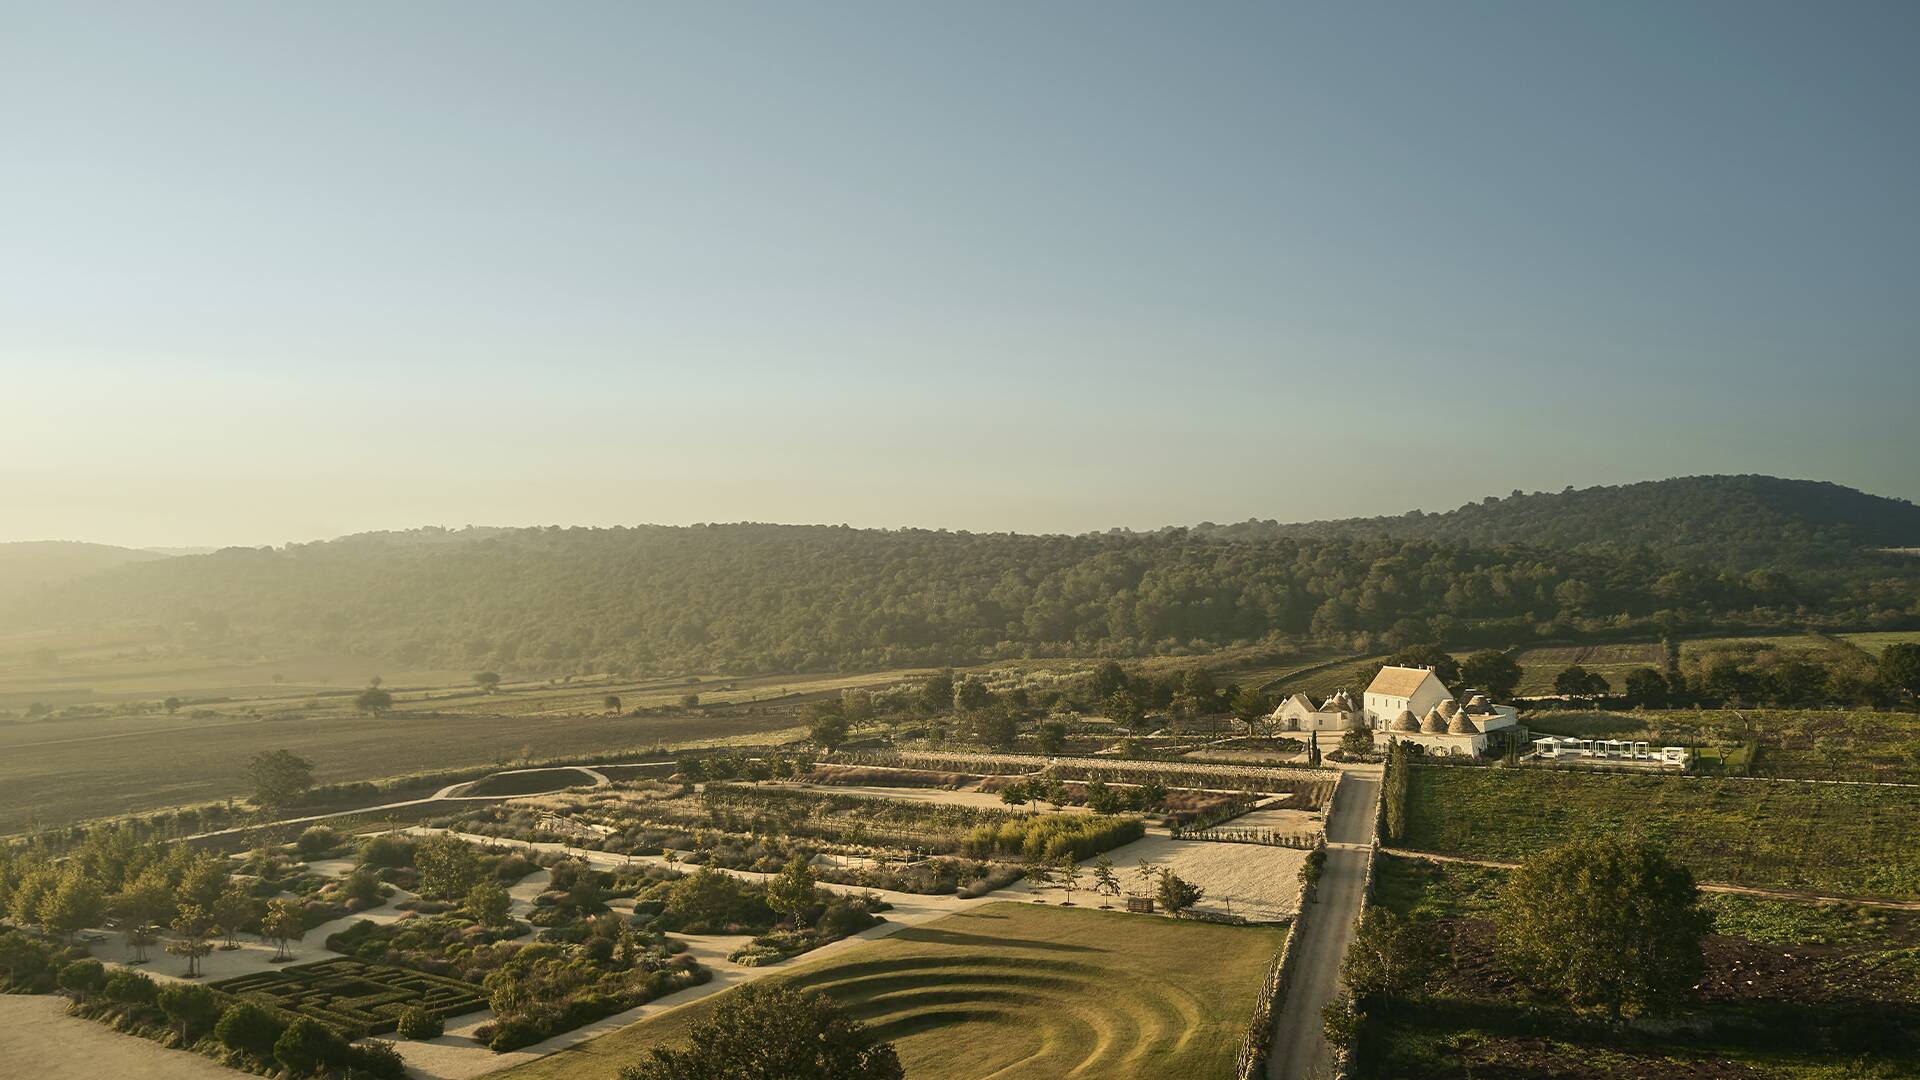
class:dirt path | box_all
[0,994,248,1079]
[1379,847,1920,911]
[1268,770,1380,1080]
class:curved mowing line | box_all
[786,953,1101,986]
[863,1006,1019,1043]
[807,969,1085,1000]
[975,1004,1104,1080]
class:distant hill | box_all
[1192,476,1920,575]
[0,541,168,605]
[3,478,1915,676]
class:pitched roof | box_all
[1367,665,1440,698]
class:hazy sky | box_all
[3,2,1916,548]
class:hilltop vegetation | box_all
[1198,475,1920,576]
[0,542,166,606]
[2,477,1915,678]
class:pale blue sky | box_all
[2,2,1915,546]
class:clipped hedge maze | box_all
[212,958,486,1038]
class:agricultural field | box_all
[1498,642,1666,695]
[0,703,806,834]
[1525,707,1920,784]
[1351,854,1920,1079]
[1265,654,1385,700]
[1838,630,1920,657]
[1399,765,1920,900]
[494,902,1287,1080]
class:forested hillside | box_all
[1195,476,1920,575]
[0,541,166,605]
[4,484,1916,676]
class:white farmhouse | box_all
[1272,689,1361,732]
[1363,666,1453,729]
[1366,664,1521,758]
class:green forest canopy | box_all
[3,476,1916,677]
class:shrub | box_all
[58,959,107,1000]
[102,968,157,1006]
[816,896,882,940]
[346,1040,408,1079]
[275,1016,349,1075]
[395,1004,444,1040]
[340,868,385,909]
[216,1000,287,1057]
[296,826,342,856]
[359,834,415,869]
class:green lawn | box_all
[496,903,1286,1080]
[1400,765,1920,900]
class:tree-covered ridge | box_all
[1195,475,1920,575]
[0,540,167,604]
[6,516,1915,676]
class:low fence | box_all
[1171,825,1320,849]
[1232,869,1315,1079]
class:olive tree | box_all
[1496,838,1707,1022]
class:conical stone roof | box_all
[1393,708,1420,732]
[1420,706,1448,733]
[1448,711,1479,734]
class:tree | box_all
[1057,855,1080,901]
[466,881,513,928]
[997,780,1031,807]
[1042,779,1070,808]
[919,669,956,715]
[1091,855,1121,903]
[1157,871,1203,916]
[953,677,993,714]
[1554,665,1608,701]
[1229,687,1274,737]
[1340,727,1373,757]
[767,857,818,925]
[163,696,182,715]
[1023,854,1055,889]
[260,898,304,962]
[1459,649,1522,699]
[679,692,700,709]
[1882,643,1920,700]
[1036,720,1068,755]
[212,885,255,949]
[39,869,105,942]
[157,982,219,1044]
[1104,689,1144,734]
[808,705,851,754]
[415,834,482,900]
[473,671,502,693]
[974,707,1018,749]
[618,982,902,1080]
[1623,667,1670,707]
[1089,661,1129,702]
[1134,860,1161,892]
[1496,838,1708,1022]
[355,686,394,715]
[1342,908,1444,1000]
[604,694,623,714]
[245,749,315,814]
[1385,644,1460,687]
